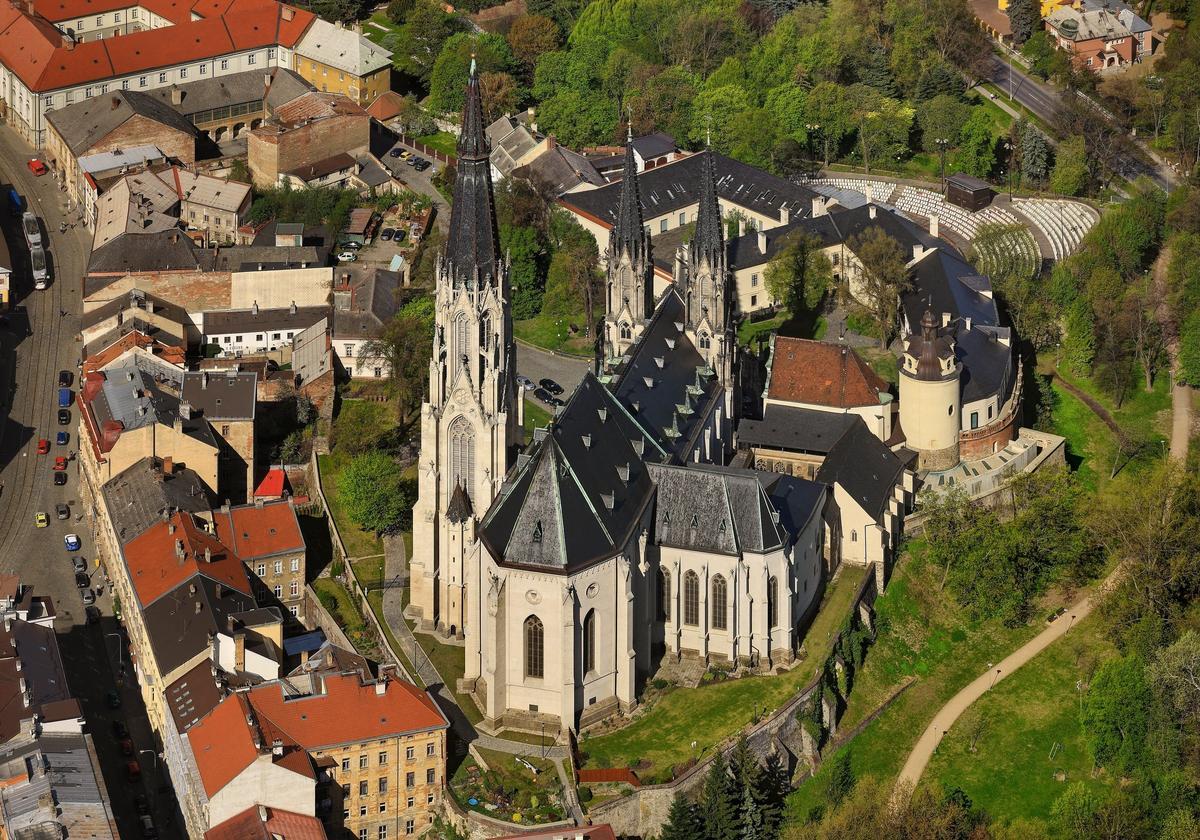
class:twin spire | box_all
[611,121,647,263]
[690,143,724,266]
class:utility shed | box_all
[944,173,994,212]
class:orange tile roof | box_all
[82,330,186,376]
[247,673,447,750]
[365,90,404,121]
[205,805,327,840]
[187,693,261,798]
[212,500,304,561]
[123,511,251,606]
[767,337,891,409]
[0,0,314,92]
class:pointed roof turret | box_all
[443,58,500,288]
[610,124,646,262]
[690,149,724,266]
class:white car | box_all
[516,375,535,391]
[337,252,358,262]
[64,533,81,551]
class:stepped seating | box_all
[806,178,897,205]
[1011,198,1099,261]
[893,187,1022,242]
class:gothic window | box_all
[480,311,492,353]
[453,314,469,365]
[583,610,596,674]
[524,615,544,678]
[658,569,671,621]
[711,575,727,631]
[698,331,711,350]
[619,321,632,340]
[683,571,699,626]
[449,417,475,500]
[767,576,778,629]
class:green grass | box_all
[739,312,787,347]
[365,590,425,688]
[524,399,553,437]
[581,566,869,784]
[922,613,1117,823]
[318,452,385,559]
[415,132,459,158]
[784,549,1074,824]
[967,88,1017,139]
[513,313,593,356]
[363,12,394,46]
[409,623,483,725]
[451,748,564,824]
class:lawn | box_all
[407,615,484,725]
[524,399,553,437]
[415,132,459,158]
[581,566,868,784]
[451,747,565,824]
[318,451,384,560]
[922,612,1118,823]
[365,589,424,688]
[514,313,593,356]
[363,12,394,46]
[312,577,382,660]
[739,311,828,349]
[783,548,1078,824]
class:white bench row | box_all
[807,178,897,204]
[894,188,1023,243]
[1011,198,1098,261]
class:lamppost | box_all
[806,123,822,174]
[935,138,950,189]
[1003,140,1015,199]
[106,632,123,670]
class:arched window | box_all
[524,615,544,678]
[583,609,596,674]
[479,310,492,353]
[619,321,632,340]
[711,575,727,631]
[698,331,711,350]
[658,569,671,621]
[453,313,469,365]
[449,416,475,500]
[850,530,857,543]
[767,576,778,629]
[683,571,699,626]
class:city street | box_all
[0,125,182,838]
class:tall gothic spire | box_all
[690,149,724,266]
[610,125,646,262]
[443,58,500,288]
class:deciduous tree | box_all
[848,227,910,348]
[338,452,413,534]
[507,14,561,82]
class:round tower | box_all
[898,310,961,471]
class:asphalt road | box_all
[370,122,450,234]
[0,125,182,838]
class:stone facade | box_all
[247,99,370,188]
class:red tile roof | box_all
[247,673,447,750]
[253,467,289,499]
[205,805,327,840]
[365,90,404,121]
[187,693,261,797]
[123,511,251,606]
[0,0,314,91]
[767,337,890,409]
[212,500,304,561]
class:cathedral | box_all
[407,66,832,735]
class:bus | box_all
[31,246,48,290]
[21,212,41,250]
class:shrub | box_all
[577,786,593,803]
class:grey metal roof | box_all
[631,132,677,160]
[140,68,313,120]
[955,323,1016,405]
[444,66,501,289]
[648,462,785,555]
[211,245,328,272]
[738,406,860,456]
[815,417,906,521]
[101,456,215,544]
[90,362,207,449]
[331,268,399,338]
[203,305,328,336]
[86,229,210,278]
[45,90,200,156]
[143,576,258,678]
[181,371,257,421]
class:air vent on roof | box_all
[581,434,591,449]
[690,514,699,528]
[674,322,684,332]
[617,464,630,482]
[770,511,781,525]
[633,439,644,455]
[665,338,675,349]
[597,407,607,423]
[601,492,615,511]
[654,357,664,369]
[719,520,727,533]
[642,376,654,388]
[532,521,543,544]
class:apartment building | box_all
[181,369,258,504]
[293,16,390,106]
[157,166,252,243]
[214,498,308,622]
[246,91,370,188]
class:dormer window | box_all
[532,521,543,544]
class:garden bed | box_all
[450,748,565,825]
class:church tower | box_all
[603,128,654,360]
[409,61,522,638]
[676,149,734,389]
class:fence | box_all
[397,133,457,166]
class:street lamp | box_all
[1003,140,1015,200]
[935,138,950,190]
[139,749,159,770]
[106,633,123,669]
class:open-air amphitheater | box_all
[805,177,1100,263]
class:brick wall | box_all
[247,113,370,187]
[94,113,197,167]
[83,271,233,313]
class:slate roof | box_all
[86,229,207,277]
[480,373,665,572]
[45,90,200,156]
[631,132,677,160]
[142,576,261,678]
[954,322,1016,404]
[142,68,312,119]
[443,65,500,288]
[331,267,398,338]
[648,463,785,555]
[101,456,215,544]
[181,370,257,421]
[561,150,818,229]
[738,406,860,456]
[610,135,647,264]
[513,143,605,195]
[203,305,328,336]
[164,658,224,733]
[815,417,906,521]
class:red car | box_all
[125,760,141,782]
[36,439,50,455]
[119,738,135,756]
[26,159,48,176]
[52,456,67,471]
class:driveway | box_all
[370,122,449,233]
[516,343,591,408]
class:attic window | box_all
[662,510,670,524]
[719,520,726,533]
[532,521,543,544]
[690,514,699,528]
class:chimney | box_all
[204,546,211,563]
[251,301,259,315]
[110,96,120,111]
[281,5,295,20]
[201,372,208,389]
[179,401,191,420]
[912,244,925,261]
[529,106,537,134]
[811,196,827,218]
[170,87,183,106]
[162,456,173,475]
[234,631,246,671]
[929,214,939,239]
[374,679,386,696]
[254,497,264,509]
[271,739,283,757]
[175,539,185,560]
[263,73,272,90]
[173,416,183,433]
[168,522,176,535]
[757,229,767,253]
[289,300,296,314]
[868,204,877,219]
[61,33,75,50]
[737,219,745,237]
[258,805,269,822]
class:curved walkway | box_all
[893,587,1097,797]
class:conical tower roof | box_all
[690,149,724,265]
[610,127,646,262]
[444,59,500,288]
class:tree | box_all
[1149,631,1200,744]
[386,0,414,24]
[848,227,911,348]
[393,0,462,83]
[1179,311,1200,386]
[689,85,753,150]
[537,86,618,147]
[1019,123,1052,186]
[700,753,737,840]
[501,224,544,319]
[667,8,743,78]
[627,66,698,142]
[764,234,832,316]
[738,778,764,839]
[1063,297,1096,374]
[1050,135,1090,196]
[506,14,561,82]
[479,71,518,123]
[428,32,513,114]
[1006,0,1040,45]
[825,749,855,806]
[917,94,971,153]
[1051,783,1101,838]
[338,453,413,534]
[361,301,435,416]
[950,106,996,178]
[524,0,587,33]
[1124,277,1165,391]
[914,61,965,101]
[805,82,852,167]
[846,85,913,174]
[1082,655,1152,773]
[659,792,702,840]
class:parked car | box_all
[341,240,362,250]
[406,156,420,166]
[36,438,49,455]
[64,533,81,551]
[85,605,101,624]
[119,738,134,756]
[57,409,70,425]
[57,387,72,408]
[380,228,394,241]
[34,512,48,528]
[112,721,129,739]
[399,150,412,160]
[539,378,563,395]
[125,760,140,782]
[53,456,67,471]
[53,472,67,486]
[414,160,432,172]
[55,503,69,519]
[516,375,535,391]
[533,387,553,404]
[58,370,71,387]
[71,556,87,574]
[56,431,68,446]
[105,690,121,709]
[393,229,407,242]
[81,588,95,606]
[134,794,150,816]
[75,573,90,589]
[547,395,565,407]
[388,147,403,158]
[26,159,48,176]
[336,252,357,262]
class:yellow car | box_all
[34,512,48,528]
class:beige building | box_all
[214,499,308,622]
[181,370,257,504]
[155,166,252,244]
[293,17,391,106]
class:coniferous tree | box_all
[1020,124,1052,186]
[659,792,703,840]
[739,778,764,840]
[1006,0,1040,45]
[857,47,899,98]
[758,752,791,835]
[700,753,738,840]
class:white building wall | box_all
[207,756,316,827]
